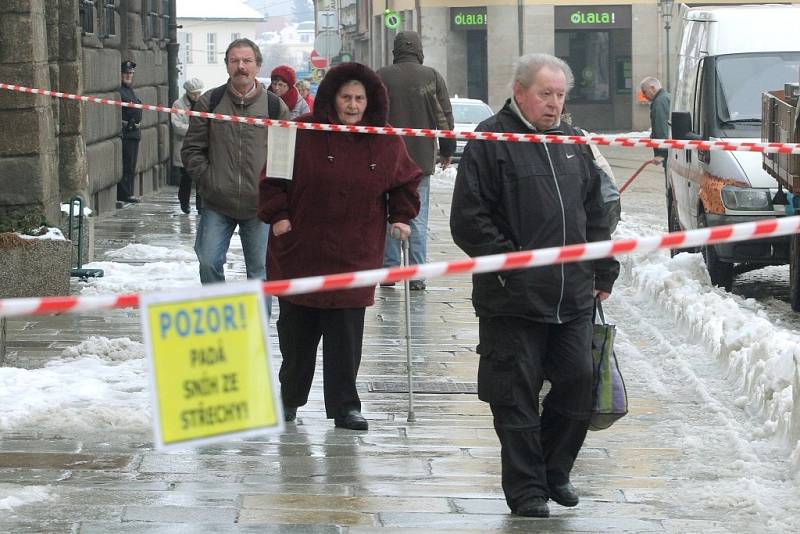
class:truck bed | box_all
[762,89,800,191]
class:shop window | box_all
[402,10,413,31]
[79,0,95,35]
[556,31,610,103]
[207,33,217,64]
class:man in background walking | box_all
[640,76,671,168]
[172,77,204,214]
[378,31,455,290]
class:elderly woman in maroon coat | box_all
[258,62,422,431]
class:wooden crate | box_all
[762,90,800,191]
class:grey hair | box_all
[296,79,310,91]
[511,53,574,91]
[639,76,662,91]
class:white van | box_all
[668,4,800,289]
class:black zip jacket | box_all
[450,99,620,323]
[119,84,142,140]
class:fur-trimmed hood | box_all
[312,62,389,126]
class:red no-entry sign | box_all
[310,50,328,69]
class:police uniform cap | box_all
[121,60,136,73]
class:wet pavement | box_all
[0,146,775,532]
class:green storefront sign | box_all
[450,7,487,31]
[554,5,631,30]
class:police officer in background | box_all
[118,60,142,205]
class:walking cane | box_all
[394,229,416,422]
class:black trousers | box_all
[477,313,593,510]
[276,299,365,418]
[177,167,202,210]
[118,138,140,201]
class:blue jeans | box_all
[194,207,271,313]
[383,174,430,269]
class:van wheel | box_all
[698,213,734,291]
[790,234,800,312]
[666,190,681,257]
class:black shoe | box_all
[126,196,141,203]
[409,280,426,291]
[514,497,550,518]
[179,199,190,214]
[334,408,368,430]
[283,406,296,422]
[548,482,579,507]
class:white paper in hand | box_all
[266,125,297,180]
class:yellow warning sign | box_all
[140,282,282,449]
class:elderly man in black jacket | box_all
[450,53,619,518]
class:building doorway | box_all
[466,30,488,104]
[554,5,633,131]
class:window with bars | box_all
[143,0,159,40]
[207,33,217,64]
[79,0,95,35]
[161,0,170,39]
[103,1,116,37]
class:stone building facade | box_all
[0,0,173,230]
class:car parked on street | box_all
[450,97,493,163]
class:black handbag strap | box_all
[593,298,606,325]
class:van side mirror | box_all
[671,111,703,141]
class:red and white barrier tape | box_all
[1,216,798,319]
[3,82,800,155]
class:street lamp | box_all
[658,0,675,93]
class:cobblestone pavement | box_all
[0,147,755,532]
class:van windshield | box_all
[716,52,800,132]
